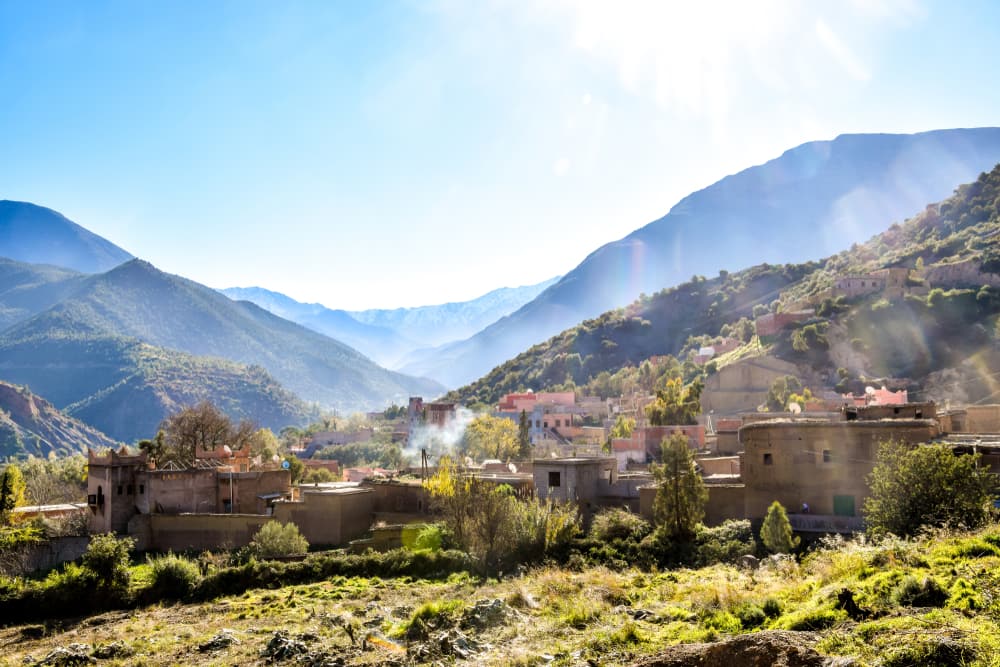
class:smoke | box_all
[403,406,476,464]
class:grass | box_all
[5,525,1000,665]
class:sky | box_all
[1,1,999,310]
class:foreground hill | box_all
[0,200,133,273]
[452,163,1000,407]
[415,128,1000,388]
[0,380,118,458]
[0,259,443,416]
[4,526,999,665]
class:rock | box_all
[33,644,94,667]
[198,629,240,652]
[740,555,760,570]
[630,631,857,667]
[410,628,484,661]
[460,598,514,630]
[91,641,133,660]
[260,631,309,662]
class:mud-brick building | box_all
[740,416,939,521]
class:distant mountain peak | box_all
[0,200,133,273]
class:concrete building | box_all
[272,487,374,547]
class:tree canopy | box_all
[141,401,256,467]
[645,377,703,426]
[462,414,520,462]
[760,500,799,553]
[864,440,997,537]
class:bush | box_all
[82,534,134,593]
[762,597,782,618]
[890,575,947,607]
[146,553,201,601]
[693,520,756,566]
[590,508,652,543]
[733,603,766,629]
[250,522,309,559]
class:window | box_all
[117,485,123,495]
[548,471,561,487]
[555,419,561,427]
[127,485,133,495]
[139,484,145,495]
[822,450,832,463]
[544,421,548,428]
[763,453,773,465]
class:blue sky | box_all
[2,0,999,309]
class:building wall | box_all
[148,514,271,552]
[704,484,746,525]
[86,451,148,535]
[740,419,938,520]
[701,357,801,416]
[364,480,430,516]
[962,405,1000,433]
[139,469,218,515]
[272,488,373,547]
[533,458,615,503]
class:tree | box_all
[646,377,703,426]
[765,375,803,412]
[247,428,280,465]
[517,410,532,460]
[864,440,996,537]
[651,434,707,540]
[83,534,134,592]
[152,401,256,467]
[462,414,520,462]
[251,521,309,557]
[286,454,305,484]
[0,464,26,523]
[760,501,799,553]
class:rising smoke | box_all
[403,406,476,465]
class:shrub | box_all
[890,576,947,607]
[589,508,651,543]
[250,522,308,559]
[734,603,766,629]
[694,520,756,566]
[146,553,201,601]
[82,534,134,593]
[762,597,782,618]
[760,501,799,554]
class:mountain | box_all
[0,334,314,444]
[0,258,443,415]
[0,200,133,273]
[0,380,118,458]
[221,277,559,369]
[451,162,1000,408]
[349,277,560,348]
[0,257,87,330]
[221,286,416,368]
[410,127,1000,388]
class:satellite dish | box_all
[788,403,802,414]
[223,445,233,455]
[272,454,280,462]
[865,386,876,395]
[281,460,290,470]
[508,463,518,474]
[464,456,474,467]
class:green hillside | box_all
[0,334,314,443]
[0,380,118,458]
[0,258,443,414]
[451,164,1000,406]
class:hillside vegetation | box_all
[0,334,314,444]
[4,526,1000,665]
[0,259,443,426]
[452,164,1000,406]
[0,380,117,458]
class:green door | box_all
[833,495,856,517]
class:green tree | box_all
[651,434,707,540]
[765,375,803,412]
[0,464,26,523]
[760,501,799,553]
[864,440,996,537]
[517,410,532,460]
[251,521,309,557]
[462,414,520,462]
[285,454,305,484]
[646,377,703,426]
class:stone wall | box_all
[148,514,271,552]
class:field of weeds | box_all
[4,526,1000,666]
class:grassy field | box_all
[4,526,1000,666]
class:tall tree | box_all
[147,401,256,467]
[0,464,26,523]
[517,410,532,460]
[651,434,707,539]
[864,440,996,537]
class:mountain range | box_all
[409,127,1000,388]
[222,277,558,368]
